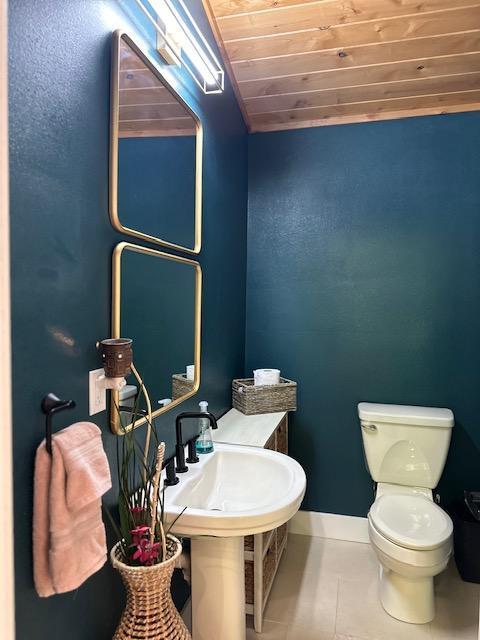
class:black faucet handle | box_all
[164,457,179,486]
[186,437,200,464]
[175,442,189,474]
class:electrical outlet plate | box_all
[89,368,107,415]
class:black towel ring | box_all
[41,393,76,455]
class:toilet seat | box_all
[368,517,452,570]
[369,494,452,551]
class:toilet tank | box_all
[358,402,454,489]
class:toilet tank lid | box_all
[358,402,454,428]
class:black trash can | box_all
[451,498,480,583]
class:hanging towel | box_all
[33,422,112,597]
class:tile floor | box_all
[245,534,479,640]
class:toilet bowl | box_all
[368,489,453,624]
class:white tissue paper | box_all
[253,369,281,386]
[186,365,195,381]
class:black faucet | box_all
[174,411,218,475]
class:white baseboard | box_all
[290,510,369,544]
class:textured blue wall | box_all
[246,113,480,517]
[118,136,196,248]
[122,250,195,405]
[9,0,247,637]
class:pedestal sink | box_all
[163,443,306,640]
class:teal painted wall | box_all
[246,113,480,517]
[121,250,196,406]
[9,0,247,637]
[118,136,196,248]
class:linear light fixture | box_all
[134,0,224,94]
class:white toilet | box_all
[358,402,454,625]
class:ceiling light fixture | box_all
[134,0,224,94]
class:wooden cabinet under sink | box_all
[213,409,289,633]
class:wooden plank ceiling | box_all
[202,0,480,131]
[119,37,196,137]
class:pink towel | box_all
[33,422,112,597]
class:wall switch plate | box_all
[89,368,107,415]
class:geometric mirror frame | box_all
[109,30,203,254]
[110,241,202,435]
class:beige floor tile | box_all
[277,534,327,574]
[435,559,480,601]
[335,577,433,640]
[280,535,377,586]
[430,559,479,640]
[430,596,478,640]
[286,622,335,640]
[431,581,478,639]
[246,617,288,639]
[264,565,338,634]
[187,536,479,640]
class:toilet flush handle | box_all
[362,423,377,433]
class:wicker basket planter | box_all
[232,378,297,415]
[111,535,191,640]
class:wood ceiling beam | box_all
[225,6,480,61]
[120,103,191,119]
[119,117,196,133]
[249,89,480,126]
[119,87,176,106]
[203,0,480,131]
[119,129,196,137]
[250,101,480,130]
[233,32,480,82]
[245,72,480,112]
[213,0,474,18]
[215,0,478,39]
[120,68,165,90]
[238,53,480,98]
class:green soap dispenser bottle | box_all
[196,400,214,454]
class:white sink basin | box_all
[162,443,306,640]
[163,443,306,537]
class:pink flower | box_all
[130,506,142,513]
[131,538,160,565]
[129,526,161,565]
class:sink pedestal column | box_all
[191,536,246,640]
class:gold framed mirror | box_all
[110,30,203,254]
[110,242,202,434]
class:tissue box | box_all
[232,378,297,415]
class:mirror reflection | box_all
[111,243,201,434]
[111,32,202,252]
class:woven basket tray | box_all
[172,373,195,400]
[232,377,297,415]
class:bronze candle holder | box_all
[100,338,133,378]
